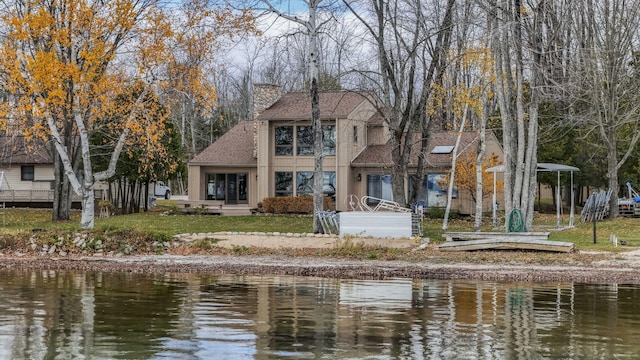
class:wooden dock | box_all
[440,231,574,253]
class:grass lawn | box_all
[0,201,638,253]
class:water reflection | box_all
[0,270,639,359]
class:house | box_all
[0,136,103,207]
[185,84,504,215]
[0,136,54,192]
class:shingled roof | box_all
[189,121,256,166]
[0,136,52,166]
[258,91,376,121]
[352,131,497,168]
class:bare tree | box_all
[566,0,640,218]
[259,0,337,233]
[482,0,547,231]
[344,0,456,207]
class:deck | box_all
[0,189,103,203]
[174,200,253,216]
[440,231,574,253]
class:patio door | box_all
[226,174,237,204]
[206,173,247,204]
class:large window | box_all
[427,174,454,207]
[322,125,336,155]
[296,171,314,196]
[409,173,456,207]
[296,126,314,155]
[366,174,393,204]
[275,125,336,156]
[21,165,34,181]
[295,171,336,199]
[275,126,293,156]
[206,173,248,203]
[275,172,293,197]
[323,172,336,200]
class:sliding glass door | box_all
[206,173,247,204]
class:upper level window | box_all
[322,125,336,156]
[275,124,336,157]
[296,126,314,156]
[275,126,293,156]
[21,165,34,181]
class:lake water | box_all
[0,270,639,359]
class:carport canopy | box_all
[486,163,580,229]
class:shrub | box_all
[425,207,460,219]
[262,196,333,214]
[192,237,218,250]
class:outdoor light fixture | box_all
[356,173,362,181]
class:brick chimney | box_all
[253,83,281,157]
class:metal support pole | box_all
[593,212,597,244]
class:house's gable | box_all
[189,121,256,166]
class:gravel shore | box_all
[1,252,639,284]
[2,234,639,284]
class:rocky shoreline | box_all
[1,253,639,284]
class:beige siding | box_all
[187,164,202,201]
[0,167,21,190]
[0,165,54,191]
[257,118,270,202]
[35,165,55,181]
[367,126,388,145]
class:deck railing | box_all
[0,189,104,202]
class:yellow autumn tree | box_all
[165,0,259,158]
[432,46,496,230]
[0,0,256,229]
[445,151,503,204]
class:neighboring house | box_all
[186,84,504,215]
[0,136,54,192]
[0,136,103,206]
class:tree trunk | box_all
[607,139,619,218]
[490,0,541,231]
[80,186,95,229]
[144,181,149,212]
[51,152,71,221]
[390,134,408,206]
[474,96,489,231]
[309,1,324,234]
[261,0,325,233]
[442,105,468,230]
